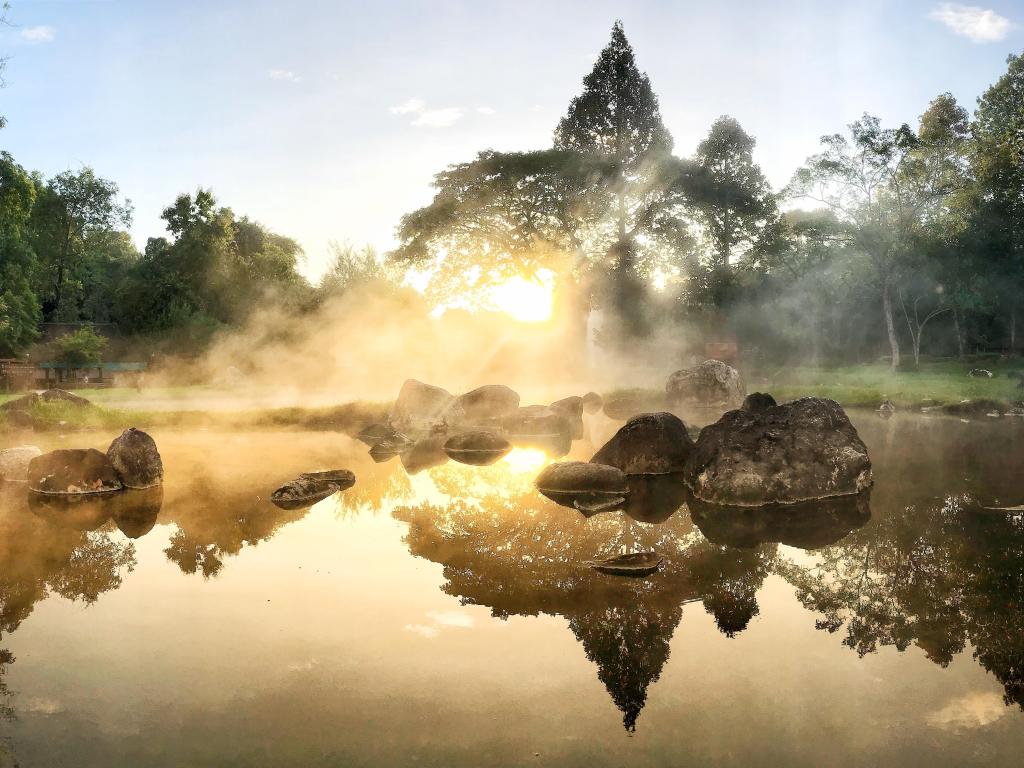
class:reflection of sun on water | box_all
[501,447,551,475]
[487,272,554,323]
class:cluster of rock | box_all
[0,427,165,534]
[0,427,164,493]
[358,379,599,472]
[536,395,873,514]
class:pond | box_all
[1,412,1023,767]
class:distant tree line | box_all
[2,20,1023,369]
[395,22,1024,368]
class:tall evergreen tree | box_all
[554,21,688,343]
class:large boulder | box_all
[107,428,164,489]
[666,360,745,409]
[684,397,872,507]
[445,384,520,425]
[549,396,584,440]
[591,412,694,475]
[0,445,43,483]
[582,392,603,414]
[389,379,453,432]
[534,461,627,514]
[27,448,123,495]
[271,469,355,510]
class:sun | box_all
[486,272,554,323]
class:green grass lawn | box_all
[763,359,1024,408]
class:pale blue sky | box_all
[2,0,1021,278]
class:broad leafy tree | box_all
[0,152,40,355]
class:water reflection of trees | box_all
[393,465,776,731]
[0,483,136,721]
[777,493,1024,708]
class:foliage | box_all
[53,326,108,367]
[0,152,40,355]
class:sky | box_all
[1,0,1022,280]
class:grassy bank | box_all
[763,360,1024,408]
[0,396,390,435]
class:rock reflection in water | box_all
[689,491,872,550]
[1,481,137,721]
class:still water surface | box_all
[1,412,1023,767]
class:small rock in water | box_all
[741,392,777,413]
[549,396,584,439]
[877,399,896,419]
[582,392,603,414]
[270,469,355,510]
[503,405,572,438]
[443,431,512,466]
[587,552,663,577]
[535,461,628,513]
[0,445,43,483]
[591,412,693,475]
[28,448,122,495]
[357,422,410,448]
[107,428,164,489]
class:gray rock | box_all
[445,384,520,425]
[591,412,694,475]
[968,368,993,378]
[28,448,123,495]
[271,469,355,510]
[684,397,872,507]
[549,396,584,440]
[941,399,1005,417]
[503,405,571,438]
[666,360,745,409]
[535,461,627,512]
[0,445,42,483]
[878,399,896,419]
[389,379,453,431]
[107,428,164,489]
[582,392,603,414]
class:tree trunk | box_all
[1011,306,1017,355]
[883,282,900,369]
[953,307,965,359]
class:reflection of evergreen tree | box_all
[393,466,774,730]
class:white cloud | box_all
[929,4,1015,42]
[475,106,496,115]
[389,98,463,128]
[390,97,425,115]
[926,692,1008,732]
[411,107,463,128]
[269,69,302,83]
[404,610,474,638]
[20,25,55,43]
